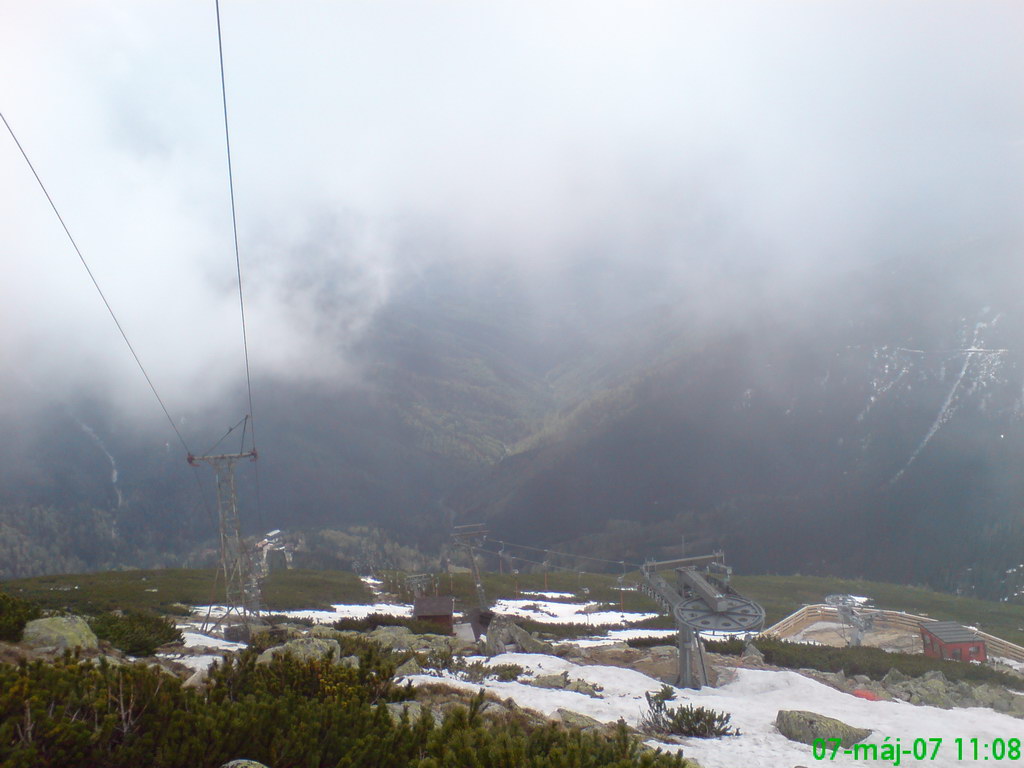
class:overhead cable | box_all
[214,0,264,529]
[1,109,215,525]
[0,109,191,456]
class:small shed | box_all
[920,620,986,662]
[413,596,456,634]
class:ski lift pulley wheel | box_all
[673,594,765,634]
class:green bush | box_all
[703,636,1024,691]
[640,692,739,739]
[0,590,41,642]
[420,647,524,683]
[89,611,182,656]
[333,612,453,636]
[0,650,693,768]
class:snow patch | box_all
[492,598,656,626]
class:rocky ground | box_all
[9,612,1024,768]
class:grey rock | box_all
[450,636,479,655]
[385,701,435,725]
[340,655,360,669]
[556,709,603,729]
[223,621,269,644]
[775,710,871,749]
[909,678,955,709]
[508,624,554,655]
[256,637,341,665]
[85,654,125,668]
[396,657,423,676]
[741,642,764,661]
[647,645,678,658]
[220,761,271,768]
[530,671,570,690]
[309,625,345,640]
[566,678,602,697]
[480,701,510,717]
[482,615,516,657]
[368,626,415,650]
[482,615,552,656]
[23,616,98,651]
[816,671,847,689]
[882,668,909,685]
[183,667,209,689]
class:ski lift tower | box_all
[452,523,492,637]
[188,448,260,624]
[826,594,874,647]
[640,551,765,689]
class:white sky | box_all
[2,1,1023,422]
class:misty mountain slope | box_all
[452,249,1024,595]
[0,270,569,576]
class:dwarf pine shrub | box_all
[701,636,1024,691]
[89,610,182,656]
[0,649,693,768]
[640,692,740,739]
[0,591,41,642]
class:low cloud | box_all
[2,0,1022,434]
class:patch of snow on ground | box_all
[406,653,1021,768]
[571,629,677,647]
[180,631,246,652]
[993,655,1024,672]
[492,598,656,626]
[191,603,412,624]
[520,591,577,599]
[168,654,225,673]
[277,603,413,623]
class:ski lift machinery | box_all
[639,551,765,689]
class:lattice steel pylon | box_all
[188,449,260,626]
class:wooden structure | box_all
[413,596,456,634]
[765,605,1015,661]
[920,620,987,662]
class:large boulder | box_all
[902,677,956,709]
[223,621,269,644]
[775,710,871,749]
[556,709,603,729]
[508,624,554,655]
[530,671,570,690]
[483,615,555,656]
[395,657,423,676]
[384,701,435,725]
[368,626,415,651]
[22,616,98,651]
[566,677,603,697]
[256,637,342,665]
[309,624,346,640]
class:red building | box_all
[413,596,456,634]
[920,621,986,662]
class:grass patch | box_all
[403,570,660,613]
[1,568,373,616]
[260,569,373,611]
[1,569,219,615]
